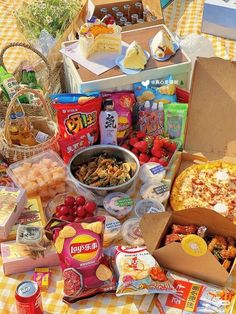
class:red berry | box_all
[64,196,76,207]
[60,206,69,216]
[59,215,68,221]
[77,206,86,218]
[55,212,61,218]
[84,201,97,214]
[66,215,74,222]
[76,196,86,206]
[136,131,146,139]
[131,147,139,154]
[121,143,130,150]
[55,205,62,214]
[86,213,94,217]
[149,157,160,163]
[158,157,169,167]
[151,147,162,158]
[74,217,81,222]
[138,153,150,163]
[134,141,148,153]
[72,211,77,218]
[129,137,139,147]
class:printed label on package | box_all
[116,197,133,207]
[149,165,165,175]
[153,184,169,195]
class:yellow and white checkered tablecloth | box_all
[0,0,236,313]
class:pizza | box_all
[170,161,236,223]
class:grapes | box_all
[53,195,96,222]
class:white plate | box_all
[115,50,150,74]
[149,39,180,62]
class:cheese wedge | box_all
[151,30,175,58]
[123,41,147,70]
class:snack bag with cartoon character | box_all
[115,246,175,296]
[52,96,102,163]
[134,75,177,105]
[52,217,116,303]
[101,92,135,141]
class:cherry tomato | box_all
[77,206,86,218]
[59,215,68,221]
[55,212,61,218]
[64,196,76,207]
[66,215,74,222]
[86,213,94,217]
[55,205,63,214]
[84,201,96,214]
[76,196,86,206]
[74,217,81,222]
[60,205,69,216]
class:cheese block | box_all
[123,41,147,70]
[151,30,175,58]
[78,19,122,59]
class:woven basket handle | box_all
[0,42,52,91]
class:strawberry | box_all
[136,131,146,139]
[131,147,139,155]
[121,144,130,150]
[129,137,139,147]
[151,146,162,158]
[168,141,177,153]
[149,157,160,163]
[138,153,150,163]
[158,156,169,167]
[134,141,148,153]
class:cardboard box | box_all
[140,208,236,286]
[86,0,163,31]
[0,187,26,240]
[1,241,59,275]
[202,0,236,41]
[1,196,46,242]
[63,24,191,93]
[185,57,236,162]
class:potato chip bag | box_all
[52,217,116,303]
[115,246,175,296]
[101,92,135,141]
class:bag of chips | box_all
[115,246,175,296]
[52,217,116,303]
[101,92,135,141]
[52,96,102,163]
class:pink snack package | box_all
[52,217,116,303]
[101,92,135,141]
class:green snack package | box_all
[164,102,188,149]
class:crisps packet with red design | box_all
[52,216,116,303]
[101,92,135,141]
[115,246,175,296]
[53,97,102,163]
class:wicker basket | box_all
[0,88,60,164]
[0,42,53,120]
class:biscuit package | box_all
[52,217,116,303]
[133,75,177,105]
[115,246,175,296]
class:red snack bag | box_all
[53,98,102,162]
[101,92,135,142]
[52,217,116,303]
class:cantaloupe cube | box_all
[53,183,66,194]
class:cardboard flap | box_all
[172,208,236,237]
[185,57,236,159]
[140,212,171,254]
[143,0,162,19]
[153,242,229,286]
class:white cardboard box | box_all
[62,25,191,93]
[202,0,236,41]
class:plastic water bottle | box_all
[158,102,164,135]
[139,100,150,133]
[150,102,159,136]
[99,99,118,145]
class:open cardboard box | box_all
[140,208,236,286]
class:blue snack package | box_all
[50,92,100,104]
[133,75,177,105]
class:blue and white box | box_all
[202,0,236,40]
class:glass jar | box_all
[116,11,124,23]
[131,13,138,24]
[112,6,120,18]
[124,21,132,27]
[120,16,127,26]
[143,9,148,22]
[123,4,131,21]
[100,7,108,19]
[134,2,142,18]
[137,18,144,24]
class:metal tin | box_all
[15,280,43,314]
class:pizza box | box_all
[0,196,46,242]
[1,241,59,275]
[185,57,236,162]
[0,186,27,240]
[140,208,236,286]
[62,24,191,93]
[86,0,163,31]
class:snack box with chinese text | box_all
[140,208,236,286]
[1,196,46,242]
[1,241,59,276]
[0,186,26,240]
[202,0,236,41]
[62,24,191,93]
